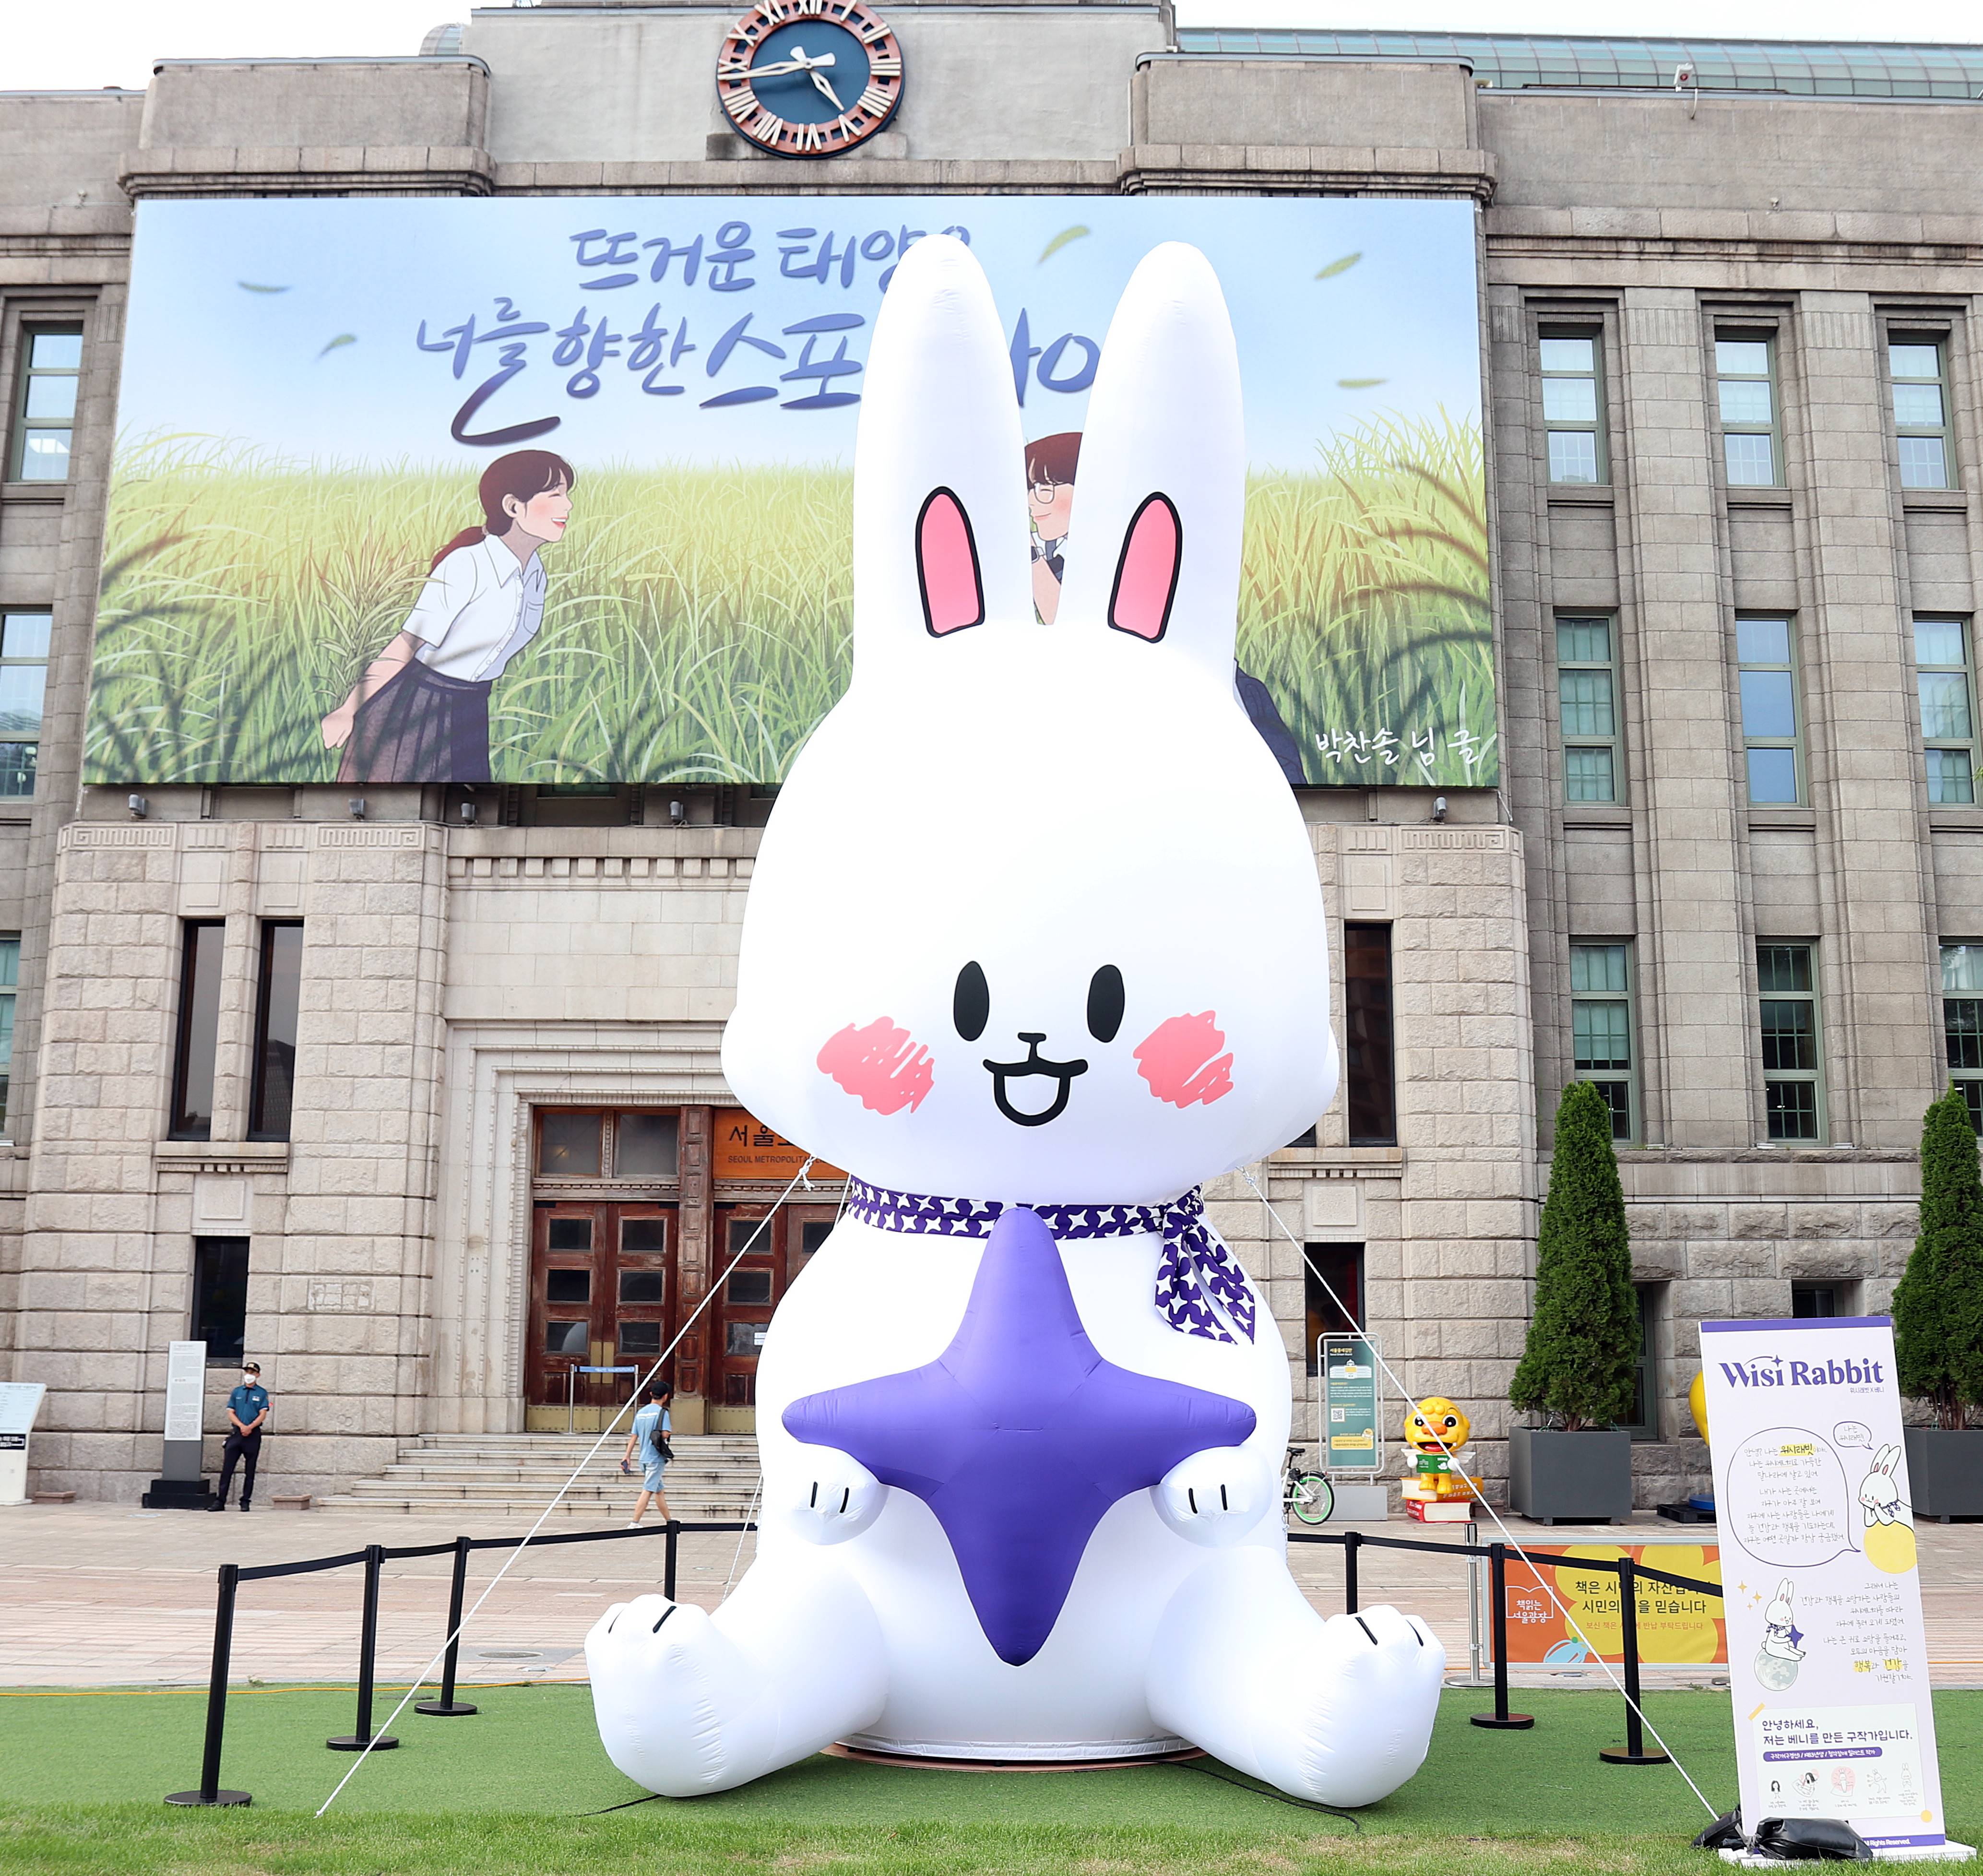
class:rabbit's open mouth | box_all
[982,1033,1089,1128]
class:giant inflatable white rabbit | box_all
[585,234,1445,1803]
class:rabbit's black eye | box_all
[953,961,989,1042]
[1086,965,1125,1044]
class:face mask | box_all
[242,1374,256,1385]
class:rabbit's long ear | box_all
[852,234,1029,673]
[1057,242,1244,677]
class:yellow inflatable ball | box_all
[1688,1370,1709,1445]
[1864,1520,1918,1576]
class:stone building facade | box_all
[4,4,1979,1507]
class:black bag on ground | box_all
[1747,1817,1873,1862]
[1694,1807,1745,1850]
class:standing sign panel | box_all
[0,1381,47,1506]
[1702,1316,1956,1855]
[1320,1333,1381,1473]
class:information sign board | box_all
[1702,1315,1955,1855]
[164,1341,207,1444]
[1320,1333,1381,1473]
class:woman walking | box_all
[322,449,574,783]
[621,1384,674,1526]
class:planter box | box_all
[1903,1427,1983,1521]
[1508,1425,1632,1525]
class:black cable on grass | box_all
[580,1790,671,1816]
[1175,1760,1363,1829]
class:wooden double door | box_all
[527,1200,676,1431]
[527,1196,839,1431]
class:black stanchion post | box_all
[416,1535,478,1718]
[1343,1529,1361,1615]
[166,1563,252,1807]
[664,1519,679,1603]
[1600,1557,1669,1765]
[1469,1542,1535,1730]
[329,1544,400,1752]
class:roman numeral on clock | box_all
[856,83,892,116]
[866,53,901,76]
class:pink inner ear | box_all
[1108,493,1182,643]
[916,487,985,638]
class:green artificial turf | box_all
[0,1686,1974,1876]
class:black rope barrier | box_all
[168,1515,1726,1808]
[166,1517,757,1807]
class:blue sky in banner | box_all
[118,196,1480,474]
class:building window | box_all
[1915,617,1976,806]
[1540,330,1605,485]
[534,1107,681,1180]
[10,327,82,482]
[1941,942,1983,1132]
[191,1237,250,1364]
[1303,1243,1365,1377]
[0,611,50,799]
[1556,615,1621,803]
[0,934,16,1136]
[1737,617,1803,805]
[1570,941,1637,1141]
[1342,923,1395,1145]
[1792,1282,1841,1318]
[1890,337,1952,490]
[1758,943,1824,1142]
[1716,333,1780,487]
[1617,1283,1660,1440]
[169,921,225,1141]
[248,922,302,1141]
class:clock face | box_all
[717,0,904,159]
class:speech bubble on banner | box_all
[1833,1420,1872,1449]
[1728,1427,1858,1567]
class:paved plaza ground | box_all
[4,1496,1980,1694]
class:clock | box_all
[716,0,904,160]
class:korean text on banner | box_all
[1701,1315,1954,1854]
[1497,1544,1725,1669]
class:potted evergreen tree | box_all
[1892,1087,1983,1520]
[1508,1080,1638,1524]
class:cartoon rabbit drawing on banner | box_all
[1858,1443,1918,1576]
[584,236,1445,1802]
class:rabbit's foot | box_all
[1149,1545,1445,1806]
[783,1443,887,1544]
[585,1555,885,1796]
[1154,1446,1273,1546]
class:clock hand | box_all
[746,56,813,78]
[808,66,847,110]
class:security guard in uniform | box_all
[210,1361,270,1512]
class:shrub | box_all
[1510,1080,1638,1432]
[1893,1086,1983,1430]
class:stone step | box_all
[327,1428,764,1515]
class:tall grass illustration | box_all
[87,414,1492,786]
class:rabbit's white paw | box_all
[783,1444,886,1544]
[1154,1446,1272,1546]
[585,1595,775,1795]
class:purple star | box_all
[784,1206,1255,1665]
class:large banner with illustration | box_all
[1701,1316,1952,1854]
[88,197,1490,788]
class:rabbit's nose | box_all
[1017,1032,1046,1045]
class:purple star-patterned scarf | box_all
[842,1176,1256,1343]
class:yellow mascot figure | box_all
[1401,1398,1478,1523]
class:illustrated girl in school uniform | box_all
[322,449,575,784]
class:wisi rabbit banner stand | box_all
[1702,1317,1972,1862]
[584,235,1445,1801]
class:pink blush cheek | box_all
[816,1018,935,1116]
[1133,1011,1235,1109]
